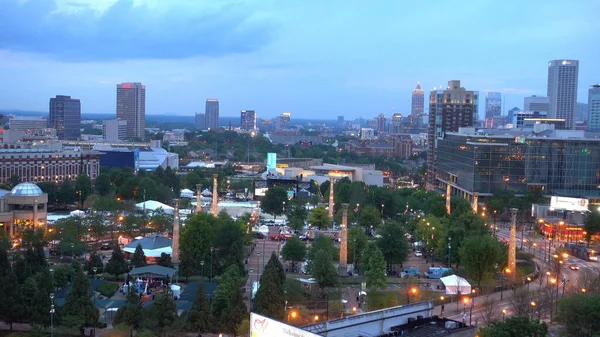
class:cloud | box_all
[0,0,277,62]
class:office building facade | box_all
[577,102,589,122]
[436,129,600,201]
[240,110,257,130]
[426,80,478,189]
[485,92,502,119]
[376,113,387,134]
[49,95,81,140]
[524,96,549,113]
[547,60,579,129]
[102,119,128,141]
[205,99,219,130]
[411,82,425,115]
[117,82,146,139]
[276,113,291,130]
[195,113,205,130]
[9,116,47,135]
[588,85,600,132]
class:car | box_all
[414,251,423,257]
[569,264,580,271]
[100,242,112,250]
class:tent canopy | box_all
[135,200,174,214]
[128,265,177,278]
[440,274,472,295]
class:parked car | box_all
[569,264,580,271]
[414,251,423,257]
[100,242,112,250]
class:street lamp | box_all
[526,276,532,290]
[408,287,417,304]
[210,247,214,282]
[447,237,452,268]
[353,238,357,274]
[200,261,205,280]
[93,267,98,278]
[50,292,55,337]
[257,252,261,283]
[440,296,445,317]
[502,309,507,321]
[501,268,511,300]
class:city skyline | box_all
[0,0,599,119]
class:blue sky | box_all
[0,0,599,119]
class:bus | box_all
[565,243,598,262]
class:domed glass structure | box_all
[10,183,44,197]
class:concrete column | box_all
[508,208,518,282]
[445,183,451,215]
[172,199,180,265]
[195,184,202,213]
[473,192,479,214]
[339,203,349,276]
[329,176,335,217]
[33,199,38,228]
[212,174,218,217]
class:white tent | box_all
[135,200,174,214]
[180,189,194,199]
[70,210,85,217]
[440,274,472,295]
[253,225,269,235]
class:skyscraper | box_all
[276,113,291,129]
[205,99,219,130]
[577,102,588,122]
[116,82,145,139]
[588,85,600,132]
[240,110,256,130]
[49,95,81,140]
[427,80,478,190]
[485,92,502,119]
[411,82,425,115]
[376,113,387,134]
[547,59,579,129]
[195,113,205,130]
[524,96,549,113]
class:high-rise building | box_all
[49,95,81,140]
[337,116,345,127]
[195,113,205,130]
[524,96,549,113]
[102,119,128,141]
[116,82,146,139]
[588,85,600,132]
[205,99,219,130]
[427,80,478,189]
[577,102,589,122]
[411,82,425,115]
[485,92,502,119]
[240,110,256,131]
[9,116,47,135]
[276,113,291,130]
[547,59,579,129]
[508,107,520,125]
[390,113,403,134]
[376,113,387,134]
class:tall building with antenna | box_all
[411,82,424,115]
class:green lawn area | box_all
[517,261,535,276]
[96,282,120,297]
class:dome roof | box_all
[11,183,44,197]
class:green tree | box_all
[584,205,600,245]
[220,278,248,336]
[37,182,59,207]
[179,213,218,279]
[280,237,306,271]
[58,179,77,206]
[377,222,410,268]
[285,198,308,231]
[308,205,332,230]
[459,235,506,289]
[188,283,214,334]
[215,216,245,274]
[105,245,128,280]
[558,293,600,336]
[142,293,178,331]
[253,254,286,321]
[0,271,26,330]
[84,252,104,275]
[74,174,93,206]
[61,267,99,332]
[312,250,338,290]
[358,206,381,233]
[8,175,21,188]
[156,253,173,268]
[211,265,243,328]
[365,246,387,290]
[348,226,368,265]
[94,173,112,196]
[84,214,107,243]
[260,186,288,219]
[478,316,548,337]
[307,235,339,269]
[114,288,143,334]
[131,243,148,268]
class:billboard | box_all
[250,313,320,337]
[267,153,277,170]
[549,196,589,212]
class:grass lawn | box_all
[96,282,120,297]
[517,261,535,276]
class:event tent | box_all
[440,274,472,295]
[123,236,172,258]
[135,200,174,214]
[180,189,194,199]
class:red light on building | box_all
[142,85,146,89]
[122,83,132,88]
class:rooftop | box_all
[11,182,44,197]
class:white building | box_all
[360,128,375,140]
[547,59,579,129]
[588,84,600,132]
[9,116,47,135]
[102,119,128,141]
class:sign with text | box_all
[550,196,589,212]
[250,313,321,337]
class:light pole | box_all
[502,309,507,321]
[93,267,98,279]
[210,247,214,282]
[440,296,445,317]
[447,237,452,268]
[249,268,254,311]
[257,252,261,282]
[50,292,55,337]
[469,289,475,325]
[353,239,357,275]
[200,261,205,280]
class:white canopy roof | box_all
[123,245,172,258]
[180,189,194,198]
[135,200,174,214]
[440,274,472,295]
[253,225,269,234]
[70,210,85,217]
